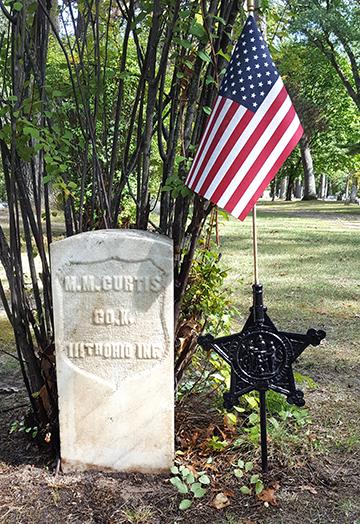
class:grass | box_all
[219,200,359,349]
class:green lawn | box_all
[219,200,359,344]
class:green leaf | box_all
[191,482,206,498]
[13,2,23,11]
[198,50,211,63]
[237,459,245,469]
[248,413,259,424]
[170,466,179,475]
[217,48,231,62]
[198,474,210,485]
[174,37,192,49]
[234,468,244,478]
[250,474,260,484]
[185,473,195,484]
[240,485,251,495]
[170,477,188,494]
[245,462,253,472]
[179,499,192,510]
[203,106,212,115]
[189,21,207,40]
[255,481,264,495]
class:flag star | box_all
[255,64,260,69]
[254,55,258,60]
[236,54,240,59]
[240,86,245,91]
[272,62,275,66]
[244,49,248,54]
[262,53,267,58]
[253,102,258,107]
[249,29,254,33]
[264,62,269,67]
[259,36,263,41]
[245,58,250,62]
[224,87,228,91]
[242,42,246,46]
[242,95,247,100]
[247,21,251,26]
[251,93,256,98]
[259,81,263,86]
[239,70,243,74]
[265,71,270,76]
[248,75,253,79]
[232,90,237,94]
[275,71,279,76]
[267,80,272,85]
[250,84,254,89]
[257,73,262,78]
[239,78,244,83]
[261,44,265,49]
[260,91,265,96]
[231,82,235,86]
[252,46,257,51]
[241,34,245,38]
[250,37,255,42]
[231,74,234,78]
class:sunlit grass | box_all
[217,200,360,377]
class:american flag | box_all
[185,15,303,221]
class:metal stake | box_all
[259,390,268,474]
[252,205,259,285]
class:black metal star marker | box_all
[198,284,325,473]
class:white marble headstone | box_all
[51,230,174,472]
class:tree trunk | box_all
[285,178,293,201]
[300,134,317,200]
[319,174,327,199]
[294,177,303,199]
[349,180,359,203]
[279,177,288,199]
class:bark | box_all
[349,181,359,204]
[319,174,327,199]
[279,177,288,199]
[294,177,303,199]
[300,134,317,200]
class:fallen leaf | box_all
[223,488,235,498]
[257,487,278,506]
[300,485,318,495]
[212,492,231,510]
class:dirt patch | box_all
[1,368,359,524]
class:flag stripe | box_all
[189,99,242,191]
[231,113,302,218]
[224,102,297,212]
[238,123,303,220]
[186,96,224,187]
[198,78,284,198]
[194,106,252,195]
[209,84,289,206]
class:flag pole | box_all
[247,0,259,286]
[247,0,268,475]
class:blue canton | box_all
[219,16,279,112]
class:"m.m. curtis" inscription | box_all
[64,274,163,293]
